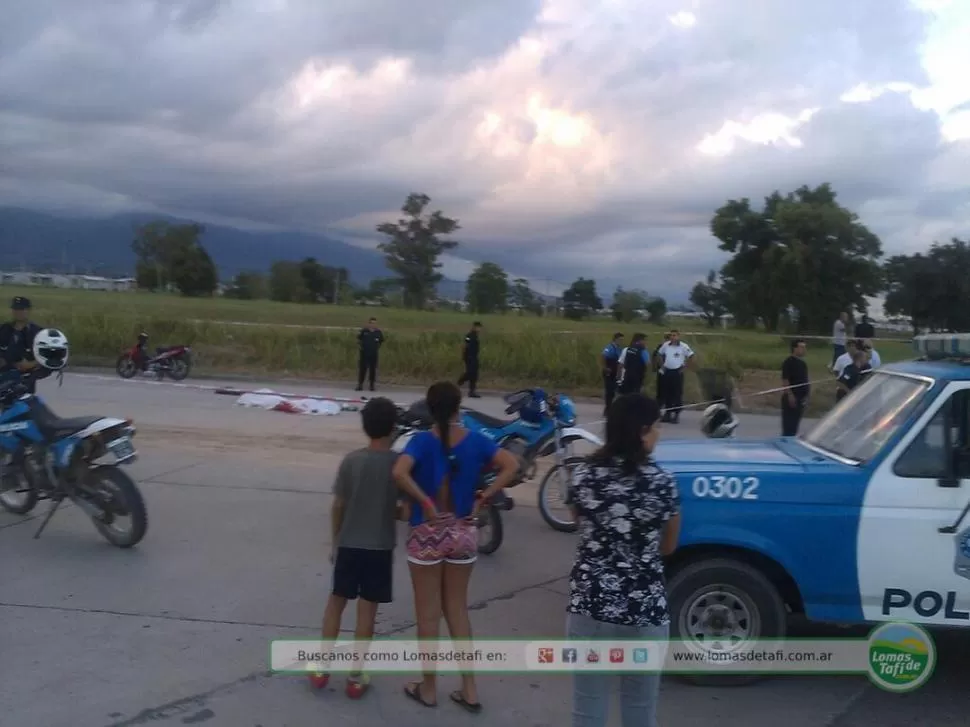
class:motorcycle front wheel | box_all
[87,468,148,548]
[116,355,138,379]
[538,457,582,533]
[476,504,504,555]
[168,356,190,381]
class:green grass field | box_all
[3,285,914,412]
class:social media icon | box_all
[562,648,577,663]
[537,647,554,664]
[586,649,600,663]
[609,648,624,663]
[633,648,649,664]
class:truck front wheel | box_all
[667,558,788,686]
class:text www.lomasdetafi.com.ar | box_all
[670,648,835,664]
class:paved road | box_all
[1,373,965,726]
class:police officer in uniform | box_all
[781,338,810,436]
[657,330,694,423]
[0,297,43,393]
[355,316,384,391]
[458,321,482,398]
[616,333,649,395]
[600,332,624,415]
[653,332,671,403]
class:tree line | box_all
[130,193,670,321]
[131,186,968,333]
[684,183,969,334]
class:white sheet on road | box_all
[235,389,342,415]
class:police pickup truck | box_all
[658,334,970,681]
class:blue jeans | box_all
[567,612,668,727]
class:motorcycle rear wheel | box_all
[116,355,138,379]
[88,468,148,548]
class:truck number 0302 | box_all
[691,476,760,500]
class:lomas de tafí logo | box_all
[867,622,936,692]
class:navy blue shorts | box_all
[332,547,393,603]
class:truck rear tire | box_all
[667,558,788,687]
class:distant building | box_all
[0,271,136,292]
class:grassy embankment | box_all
[7,286,913,413]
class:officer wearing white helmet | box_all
[701,403,738,438]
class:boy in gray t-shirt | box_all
[309,397,400,698]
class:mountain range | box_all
[0,207,397,287]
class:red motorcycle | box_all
[117,338,192,381]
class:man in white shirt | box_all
[831,312,848,366]
[831,339,859,377]
[862,340,881,368]
[657,330,694,424]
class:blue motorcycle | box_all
[393,389,602,549]
[0,373,147,547]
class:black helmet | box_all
[137,332,149,343]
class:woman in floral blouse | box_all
[566,393,681,727]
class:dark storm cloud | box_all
[0,0,966,299]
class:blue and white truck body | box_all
[657,334,970,665]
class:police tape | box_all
[584,377,829,426]
[270,629,936,690]
[187,318,911,343]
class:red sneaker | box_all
[308,672,330,690]
[345,675,370,699]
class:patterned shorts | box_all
[406,516,478,566]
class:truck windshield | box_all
[800,372,931,463]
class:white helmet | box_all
[701,403,737,439]
[32,328,69,371]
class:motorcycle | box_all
[392,389,602,549]
[466,389,602,535]
[0,372,148,547]
[117,343,192,381]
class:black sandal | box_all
[450,690,482,714]
[404,682,436,708]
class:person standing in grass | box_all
[566,394,681,727]
[781,339,809,436]
[600,332,625,415]
[616,333,649,396]
[657,330,694,424]
[831,339,859,378]
[309,397,416,699]
[831,312,848,366]
[652,332,671,403]
[458,321,483,398]
[854,315,875,340]
[356,317,384,392]
[836,350,871,402]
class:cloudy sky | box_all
[2,0,968,300]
